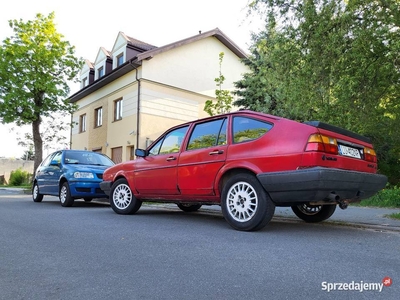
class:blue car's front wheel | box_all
[60,182,74,207]
[32,182,43,202]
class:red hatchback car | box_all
[100,110,387,231]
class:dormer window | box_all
[81,77,87,88]
[117,53,124,67]
[98,66,104,78]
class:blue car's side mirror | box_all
[50,160,60,167]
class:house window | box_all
[82,77,87,88]
[114,99,123,121]
[95,107,103,127]
[117,53,124,67]
[79,114,87,133]
[98,66,104,78]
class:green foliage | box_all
[9,168,31,186]
[204,52,234,116]
[188,134,219,150]
[387,213,400,220]
[239,0,400,182]
[21,148,34,160]
[0,12,82,174]
[357,185,400,208]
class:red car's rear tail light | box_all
[364,147,377,163]
[305,134,338,155]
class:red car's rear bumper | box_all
[257,167,387,205]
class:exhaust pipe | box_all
[327,193,348,210]
[327,193,340,202]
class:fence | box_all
[0,158,34,185]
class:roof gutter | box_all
[68,58,142,103]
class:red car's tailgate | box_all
[300,121,378,173]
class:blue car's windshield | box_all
[64,152,114,167]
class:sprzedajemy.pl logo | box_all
[321,277,392,293]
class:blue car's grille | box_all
[76,187,105,194]
[96,173,103,179]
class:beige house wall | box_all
[138,80,212,148]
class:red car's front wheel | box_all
[110,178,142,214]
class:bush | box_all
[358,184,400,208]
[8,168,31,186]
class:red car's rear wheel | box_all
[221,173,275,231]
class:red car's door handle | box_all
[209,150,224,155]
[166,156,177,161]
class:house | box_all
[68,28,249,163]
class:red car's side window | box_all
[186,118,227,151]
[232,117,273,143]
[148,126,189,156]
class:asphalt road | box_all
[0,192,399,300]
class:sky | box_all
[0,0,264,158]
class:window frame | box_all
[116,53,124,67]
[94,107,103,128]
[186,118,227,151]
[98,66,104,78]
[79,114,87,133]
[232,116,273,144]
[82,77,87,88]
[148,126,189,156]
[114,99,123,121]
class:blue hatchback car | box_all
[32,150,115,207]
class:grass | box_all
[386,213,400,220]
[353,185,400,220]
[354,185,400,208]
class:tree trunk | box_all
[32,119,43,178]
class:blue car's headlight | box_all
[74,172,94,179]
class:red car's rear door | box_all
[178,118,227,196]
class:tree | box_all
[236,0,400,182]
[16,113,71,159]
[0,12,82,175]
[204,52,234,116]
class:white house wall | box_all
[141,37,248,97]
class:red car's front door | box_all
[178,118,228,196]
[134,126,189,195]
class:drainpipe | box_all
[69,113,73,150]
[135,68,141,150]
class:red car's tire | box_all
[177,203,202,212]
[110,178,142,215]
[221,173,275,231]
[291,204,336,223]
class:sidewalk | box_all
[192,204,400,232]
[274,206,400,231]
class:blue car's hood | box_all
[65,164,110,172]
